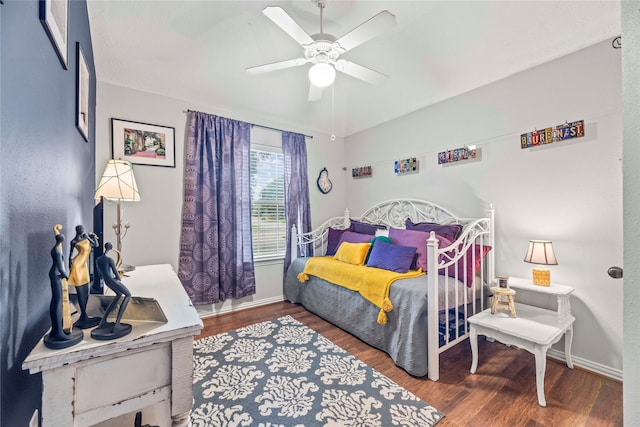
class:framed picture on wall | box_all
[40,0,69,69]
[76,43,90,142]
[112,118,176,168]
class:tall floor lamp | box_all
[95,159,140,272]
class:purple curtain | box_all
[178,111,256,304]
[283,131,311,271]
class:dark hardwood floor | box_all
[197,301,623,427]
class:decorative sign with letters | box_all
[438,147,478,165]
[521,120,585,149]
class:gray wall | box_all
[622,1,640,425]
[95,82,347,317]
[0,1,95,425]
[344,39,624,377]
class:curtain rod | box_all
[185,109,313,139]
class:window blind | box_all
[250,148,286,260]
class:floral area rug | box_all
[192,315,444,426]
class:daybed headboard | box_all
[292,198,494,265]
[358,199,460,228]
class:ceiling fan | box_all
[246,1,396,101]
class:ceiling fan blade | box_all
[335,10,396,52]
[308,83,323,102]
[263,6,314,46]
[246,58,305,75]
[336,60,388,86]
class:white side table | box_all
[468,278,575,407]
[507,277,575,322]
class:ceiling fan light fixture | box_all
[308,63,335,88]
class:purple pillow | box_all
[389,227,449,272]
[337,230,375,247]
[326,227,349,256]
[405,219,463,241]
[366,240,417,273]
[350,219,386,235]
[365,236,392,263]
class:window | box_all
[250,147,286,260]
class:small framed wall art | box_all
[438,146,478,165]
[76,43,90,142]
[112,118,176,167]
[40,0,69,69]
[394,157,418,175]
[352,165,373,178]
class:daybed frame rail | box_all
[291,198,495,381]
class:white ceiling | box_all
[87,1,620,138]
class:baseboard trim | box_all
[547,348,622,382]
[196,295,285,318]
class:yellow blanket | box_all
[297,257,425,325]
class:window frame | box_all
[250,143,286,262]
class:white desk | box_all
[468,279,575,407]
[23,264,203,426]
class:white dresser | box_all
[23,264,203,426]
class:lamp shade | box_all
[308,63,336,88]
[95,159,140,201]
[523,240,558,265]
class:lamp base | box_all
[119,264,135,272]
[532,268,551,286]
[118,264,135,277]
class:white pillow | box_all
[375,228,389,237]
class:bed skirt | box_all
[285,257,474,377]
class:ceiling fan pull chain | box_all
[331,83,336,141]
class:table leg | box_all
[172,337,195,426]
[42,368,75,426]
[534,345,548,407]
[171,410,191,427]
[470,326,478,373]
[507,295,517,318]
[564,325,574,369]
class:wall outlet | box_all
[29,409,38,427]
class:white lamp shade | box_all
[523,240,558,265]
[95,159,140,201]
[308,63,336,88]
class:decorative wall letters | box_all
[521,120,584,149]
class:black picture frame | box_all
[40,0,69,69]
[111,118,176,168]
[76,42,90,142]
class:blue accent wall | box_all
[0,1,95,424]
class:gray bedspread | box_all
[285,257,469,377]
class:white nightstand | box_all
[468,277,575,407]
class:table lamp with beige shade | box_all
[523,240,558,286]
[95,159,140,273]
